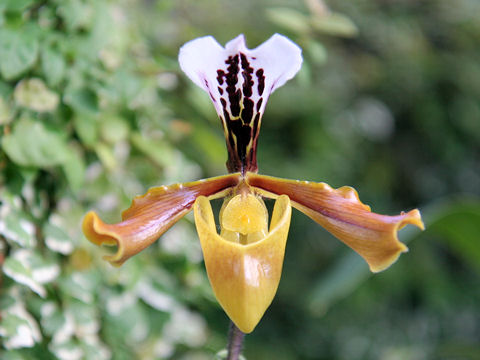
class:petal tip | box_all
[82,211,126,267]
[402,208,425,231]
[369,208,424,273]
[82,211,116,246]
[225,34,247,51]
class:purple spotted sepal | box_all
[179,34,303,174]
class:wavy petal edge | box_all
[246,172,424,273]
[82,174,241,266]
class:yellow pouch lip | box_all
[194,194,292,333]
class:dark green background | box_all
[1,1,479,359]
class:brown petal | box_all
[246,173,424,272]
[83,173,241,266]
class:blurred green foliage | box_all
[1,0,479,359]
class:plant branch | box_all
[226,321,245,360]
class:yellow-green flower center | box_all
[220,194,268,245]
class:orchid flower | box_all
[83,34,424,334]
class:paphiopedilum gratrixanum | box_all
[83,34,424,334]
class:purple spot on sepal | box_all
[242,98,254,124]
[216,55,267,173]
[242,73,253,98]
[256,69,265,95]
[240,53,250,69]
[209,92,216,102]
[225,55,239,88]
[217,69,225,85]
[225,55,241,117]
[256,98,263,112]
[240,53,254,98]
[229,90,241,117]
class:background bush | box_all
[1,0,479,359]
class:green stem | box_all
[226,321,245,360]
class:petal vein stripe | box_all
[83,173,241,266]
[246,172,424,272]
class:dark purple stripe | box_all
[256,69,265,96]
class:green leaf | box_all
[306,40,328,65]
[1,350,29,360]
[0,290,41,350]
[57,0,94,32]
[130,132,174,169]
[79,337,111,360]
[0,96,14,125]
[0,314,38,349]
[0,209,36,248]
[100,115,129,144]
[2,118,71,167]
[308,252,370,317]
[0,80,11,97]
[73,114,99,147]
[162,306,207,347]
[58,271,100,304]
[14,78,59,112]
[67,300,99,334]
[103,291,149,342]
[191,126,226,171]
[41,48,66,87]
[0,193,36,247]
[311,12,358,38]
[2,0,35,12]
[49,340,84,360]
[40,302,69,338]
[136,279,177,312]
[61,144,86,191]
[94,143,116,171]
[131,131,200,182]
[0,28,39,80]
[266,8,310,35]
[3,249,60,297]
[64,88,99,115]
[108,69,143,105]
[43,222,75,255]
[427,199,480,272]
[0,292,16,310]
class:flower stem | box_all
[226,321,245,360]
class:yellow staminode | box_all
[220,194,268,245]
